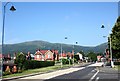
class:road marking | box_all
[95,77,99,81]
[89,70,99,81]
[91,69,95,72]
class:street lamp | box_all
[73,41,78,66]
[1,2,16,79]
[60,42,63,68]
[60,37,68,68]
[101,25,114,68]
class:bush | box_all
[62,58,73,65]
[105,62,111,66]
[14,52,26,70]
[3,71,11,76]
[114,62,120,65]
[24,60,55,70]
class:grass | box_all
[118,65,120,70]
[3,64,73,79]
[114,65,120,70]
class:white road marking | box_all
[87,62,104,67]
[95,77,99,81]
[89,70,99,81]
[91,69,95,72]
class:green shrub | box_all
[114,62,120,65]
[3,71,11,76]
[74,55,80,61]
[24,60,55,70]
[18,70,22,73]
[14,52,26,71]
[62,58,73,65]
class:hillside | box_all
[0,40,108,55]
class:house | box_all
[97,55,102,62]
[0,54,17,73]
[76,52,83,61]
[34,49,45,61]
[34,49,59,61]
[59,51,67,59]
[59,51,74,59]
[30,54,35,60]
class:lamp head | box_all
[10,6,16,11]
[101,25,105,28]
[65,37,67,39]
[76,42,78,44]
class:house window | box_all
[37,55,39,58]
[48,54,51,58]
[42,55,44,61]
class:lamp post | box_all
[60,37,68,68]
[1,2,16,79]
[60,43,63,68]
[101,25,114,68]
[73,41,78,66]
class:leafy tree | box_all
[97,52,104,57]
[110,16,120,59]
[14,52,26,71]
[74,55,80,61]
[87,52,97,62]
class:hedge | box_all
[62,58,73,65]
[23,60,55,70]
[114,62,120,65]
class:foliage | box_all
[23,60,55,70]
[3,67,12,76]
[3,71,11,76]
[114,62,120,65]
[61,58,73,65]
[86,52,97,62]
[74,55,80,61]
[14,52,27,71]
[111,16,120,59]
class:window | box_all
[37,55,39,58]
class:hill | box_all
[0,40,108,55]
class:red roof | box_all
[35,50,59,55]
[54,50,58,54]
[62,53,67,57]
[59,53,67,57]
[40,50,48,54]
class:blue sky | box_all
[0,2,118,46]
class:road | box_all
[4,63,120,81]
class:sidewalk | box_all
[99,66,119,73]
[3,62,91,81]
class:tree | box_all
[14,52,26,71]
[87,52,97,62]
[110,16,120,59]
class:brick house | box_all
[59,51,74,59]
[34,49,59,61]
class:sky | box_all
[0,2,118,46]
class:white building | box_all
[76,52,83,60]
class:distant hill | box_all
[0,40,108,55]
